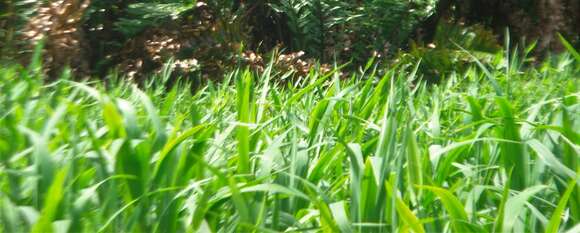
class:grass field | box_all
[1,47,579,232]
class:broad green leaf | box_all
[405,125,423,195]
[330,201,353,233]
[496,97,528,190]
[31,167,69,233]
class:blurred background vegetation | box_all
[1,0,579,80]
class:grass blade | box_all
[546,180,577,233]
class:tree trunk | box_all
[414,0,579,52]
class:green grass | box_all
[0,48,579,233]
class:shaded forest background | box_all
[1,0,578,80]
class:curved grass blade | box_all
[418,185,473,232]
[386,181,425,233]
[503,185,547,233]
[545,180,577,233]
[527,139,577,181]
[558,34,580,62]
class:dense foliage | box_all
[2,0,577,79]
[1,42,579,232]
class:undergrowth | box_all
[0,45,579,232]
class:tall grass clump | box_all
[0,46,579,232]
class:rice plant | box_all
[0,46,578,233]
